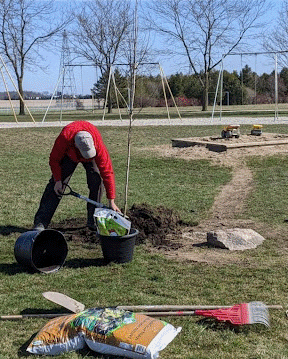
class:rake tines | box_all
[247,301,270,327]
[194,301,270,327]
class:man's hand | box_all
[108,199,121,213]
[54,180,64,196]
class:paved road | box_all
[1,116,288,128]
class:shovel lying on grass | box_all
[1,292,280,325]
[1,292,278,326]
[40,291,272,327]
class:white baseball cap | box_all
[74,131,96,159]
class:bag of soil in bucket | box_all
[94,208,131,236]
[94,208,136,263]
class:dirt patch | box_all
[53,218,99,244]
[53,203,185,251]
[126,203,183,249]
[51,133,288,265]
[152,134,288,167]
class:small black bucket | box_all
[14,229,68,273]
[99,228,138,264]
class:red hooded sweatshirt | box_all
[49,121,116,199]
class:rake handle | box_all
[117,304,283,311]
[140,311,196,317]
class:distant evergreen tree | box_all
[240,65,257,89]
[223,70,244,105]
[91,68,127,110]
[169,73,184,97]
[280,67,288,92]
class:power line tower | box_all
[57,30,77,106]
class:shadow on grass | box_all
[0,262,35,275]
[0,225,28,236]
[196,318,240,332]
[51,225,87,233]
[19,338,124,358]
[0,258,107,276]
[193,242,215,248]
[64,257,107,268]
[19,308,73,318]
[18,332,37,357]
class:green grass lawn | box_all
[1,124,288,358]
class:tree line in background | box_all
[3,63,288,109]
[90,65,288,108]
[1,0,288,115]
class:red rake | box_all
[134,302,270,327]
[0,303,270,326]
[193,302,270,327]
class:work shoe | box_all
[33,223,45,231]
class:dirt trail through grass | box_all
[209,158,253,220]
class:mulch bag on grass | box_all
[27,308,181,358]
[26,313,85,355]
[78,308,181,358]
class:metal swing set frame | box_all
[212,50,288,122]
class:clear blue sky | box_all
[6,0,283,95]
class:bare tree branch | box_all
[143,0,268,110]
[263,0,288,66]
[72,0,134,112]
[0,0,72,115]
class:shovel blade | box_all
[43,292,85,313]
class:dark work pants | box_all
[34,156,102,228]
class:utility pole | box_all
[58,30,77,119]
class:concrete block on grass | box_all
[207,228,265,250]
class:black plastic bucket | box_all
[99,228,138,264]
[14,229,68,273]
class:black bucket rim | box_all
[14,229,68,273]
[98,228,139,241]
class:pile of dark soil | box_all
[127,203,183,247]
[52,203,184,249]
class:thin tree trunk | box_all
[18,78,25,115]
[124,1,138,215]
[107,92,112,113]
[202,71,209,111]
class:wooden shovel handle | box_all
[0,313,68,320]
[0,312,195,320]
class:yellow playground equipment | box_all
[221,125,240,139]
[251,124,263,136]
